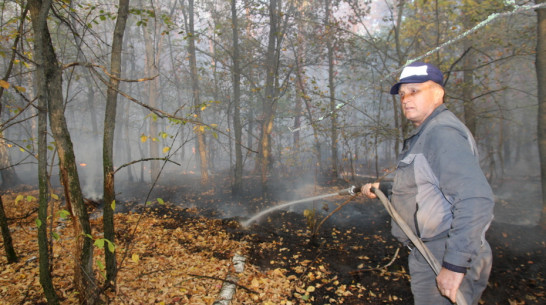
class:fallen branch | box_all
[312,195,357,237]
[188,273,258,295]
[213,254,248,305]
[349,247,401,274]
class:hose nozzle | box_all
[338,185,362,196]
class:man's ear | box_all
[434,85,445,104]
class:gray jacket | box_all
[390,104,494,269]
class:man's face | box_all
[398,81,444,127]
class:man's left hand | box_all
[436,267,464,303]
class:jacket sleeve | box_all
[424,125,494,270]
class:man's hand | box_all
[362,182,380,199]
[436,267,465,303]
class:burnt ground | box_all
[115,173,545,304]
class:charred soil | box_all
[139,174,546,305]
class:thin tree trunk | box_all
[259,0,280,194]
[392,0,405,154]
[36,58,59,305]
[292,2,308,172]
[325,0,338,178]
[103,0,129,287]
[28,1,60,303]
[141,2,160,181]
[536,0,546,229]
[186,0,209,185]
[231,0,243,194]
[0,136,20,188]
[0,4,26,189]
[462,3,476,136]
[0,195,17,263]
[29,1,96,303]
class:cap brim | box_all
[390,82,402,95]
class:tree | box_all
[258,0,282,193]
[28,0,96,303]
[536,0,546,229]
[0,195,17,263]
[185,0,210,185]
[324,0,339,178]
[0,3,25,189]
[140,1,161,182]
[28,0,61,303]
[231,0,244,194]
[103,0,130,287]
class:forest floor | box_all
[0,173,544,305]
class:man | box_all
[362,62,494,305]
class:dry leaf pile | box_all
[0,189,295,305]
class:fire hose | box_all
[370,187,468,305]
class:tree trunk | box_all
[293,11,306,172]
[36,54,59,305]
[141,3,160,181]
[325,0,338,178]
[462,3,477,136]
[392,1,405,155]
[186,0,209,185]
[28,1,60,303]
[536,0,546,229]
[103,0,129,287]
[259,0,280,194]
[29,1,96,303]
[0,195,18,263]
[0,5,26,190]
[0,136,20,188]
[231,0,243,195]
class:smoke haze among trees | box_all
[0,1,539,190]
[0,0,545,301]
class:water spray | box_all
[240,185,362,228]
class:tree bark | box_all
[186,0,209,185]
[0,195,18,263]
[29,0,96,303]
[28,1,60,303]
[392,0,406,154]
[103,0,130,286]
[462,2,477,136]
[231,0,243,194]
[536,0,546,229]
[141,2,161,181]
[0,136,20,188]
[258,0,281,194]
[0,4,27,189]
[324,0,338,178]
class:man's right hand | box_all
[362,182,380,199]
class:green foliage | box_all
[96,259,106,279]
[85,234,116,254]
[57,209,70,220]
[146,198,165,206]
[15,194,36,205]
